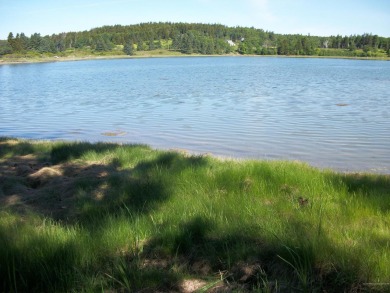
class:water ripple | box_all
[0,57,389,173]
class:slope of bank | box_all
[1,138,389,292]
[1,49,389,65]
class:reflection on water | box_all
[1,57,389,173]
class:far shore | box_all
[1,51,389,65]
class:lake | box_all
[1,56,389,173]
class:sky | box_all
[1,0,389,40]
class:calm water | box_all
[1,57,389,173]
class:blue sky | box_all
[1,0,389,39]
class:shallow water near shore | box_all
[1,56,389,173]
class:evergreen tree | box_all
[123,40,134,55]
[181,34,194,54]
[38,36,55,53]
[7,32,15,52]
[0,40,13,56]
[204,39,214,54]
[52,33,66,52]
[148,38,155,50]
[95,37,107,51]
[29,33,42,51]
[12,33,24,52]
[7,32,14,43]
[238,42,248,54]
[137,41,146,51]
[19,33,29,51]
[277,38,289,55]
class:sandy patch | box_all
[179,279,207,292]
[101,130,127,136]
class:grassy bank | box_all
[1,48,389,65]
[0,48,201,65]
[1,138,389,292]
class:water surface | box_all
[1,57,389,173]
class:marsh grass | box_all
[0,138,389,292]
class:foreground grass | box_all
[0,138,389,292]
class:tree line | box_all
[1,22,389,57]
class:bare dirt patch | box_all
[0,152,113,220]
[179,279,207,292]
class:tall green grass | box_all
[0,138,389,292]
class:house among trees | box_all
[227,40,236,46]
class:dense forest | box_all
[1,22,389,58]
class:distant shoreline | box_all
[1,52,389,65]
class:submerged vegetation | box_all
[1,138,389,292]
[1,22,389,62]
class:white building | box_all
[227,40,236,46]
